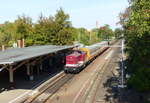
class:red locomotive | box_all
[64,41,110,73]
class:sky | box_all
[0,0,129,30]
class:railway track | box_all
[84,54,112,103]
[82,41,120,103]
[73,49,111,103]
[22,41,119,103]
[23,72,73,103]
[21,47,110,103]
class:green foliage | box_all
[128,68,150,92]
[76,28,91,45]
[120,0,150,92]
[0,8,75,46]
[53,9,74,45]
[0,22,18,46]
[25,38,34,46]
[8,40,16,47]
[75,27,106,45]
[32,8,75,45]
[0,8,114,47]
[15,15,34,39]
[114,28,123,38]
[97,24,114,41]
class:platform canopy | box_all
[0,45,75,65]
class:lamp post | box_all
[118,37,126,88]
[121,39,125,87]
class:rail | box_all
[23,72,73,103]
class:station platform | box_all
[0,45,76,84]
[0,89,31,103]
[0,45,77,103]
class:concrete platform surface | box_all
[0,89,31,103]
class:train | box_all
[64,41,111,73]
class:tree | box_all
[0,8,115,47]
[120,0,150,92]
[114,28,123,38]
[76,28,93,45]
[33,8,75,45]
[97,24,114,40]
[118,7,131,28]
[53,8,74,45]
[33,14,55,45]
[0,22,18,46]
[15,15,34,39]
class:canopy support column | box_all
[37,67,40,75]
[8,66,14,84]
[29,66,34,81]
[40,61,43,70]
[27,63,30,76]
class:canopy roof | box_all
[0,45,75,65]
